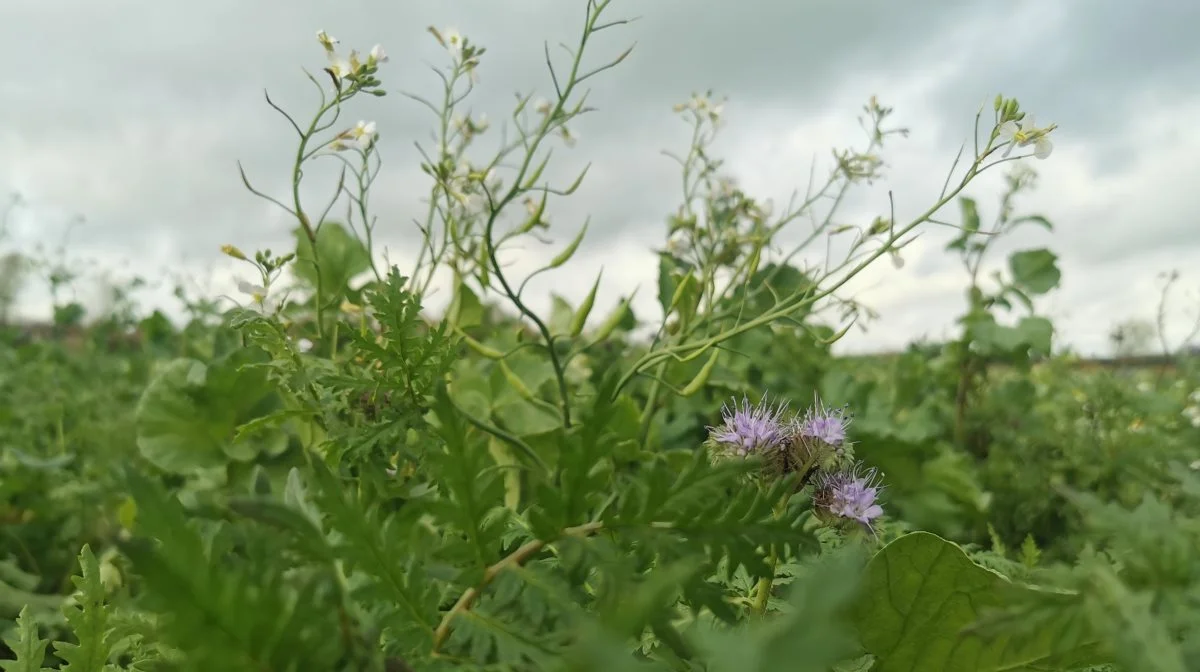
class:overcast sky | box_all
[2,0,1198,355]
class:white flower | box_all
[534,98,553,116]
[329,58,353,80]
[238,279,267,300]
[1189,389,1200,404]
[297,338,314,353]
[558,126,578,147]
[440,27,463,56]
[316,30,339,52]
[369,44,388,65]
[1137,381,1153,393]
[237,279,280,313]
[997,114,1054,160]
[337,120,378,151]
[709,102,725,125]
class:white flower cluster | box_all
[1183,388,1200,428]
[316,30,387,83]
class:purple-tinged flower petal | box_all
[814,464,885,528]
[707,395,789,457]
[795,396,852,447]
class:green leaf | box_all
[1,606,50,672]
[1010,214,1053,232]
[1008,248,1060,295]
[852,532,1108,672]
[945,197,979,252]
[691,546,866,672]
[53,545,116,672]
[548,294,575,336]
[446,279,485,329]
[118,470,346,670]
[292,221,371,302]
[135,354,286,473]
[1013,316,1053,355]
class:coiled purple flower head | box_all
[707,395,789,458]
[813,463,884,529]
[795,396,852,448]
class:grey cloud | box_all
[2,0,1198,354]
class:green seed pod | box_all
[679,348,720,397]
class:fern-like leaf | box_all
[1,605,50,672]
[52,546,117,672]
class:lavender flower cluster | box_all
[706,394,884,530]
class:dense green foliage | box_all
[3,2,1199,670]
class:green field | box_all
[3,4,1200,670]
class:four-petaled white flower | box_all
[336,120,378,152]
[998,115,1054,160]
[238,279,283,313]
[369,44,388,65]
[237,280,267,301]
[316,30,339,52]
[316,30,384,83]
[441,27,464,56]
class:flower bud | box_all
[220,244,247,261]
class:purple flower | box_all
[795,397,852,447]
[708,395,789,457]
[813,465,884,528]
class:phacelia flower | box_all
[795,397,852,448]
[707,395,789,458]
[813,464,884,528]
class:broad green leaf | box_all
[135,353,286,474]
[852,532,1107,672]
[292,221,371,301]
[446,279,485,329]
[1008,248,1060,295]
[548,294,575,336]
[448,359,493,420]
[1014,316,1053,355]
[493,398,562,437]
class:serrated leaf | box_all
[1,606,50,672]
[53,546,116,672]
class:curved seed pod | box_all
[679,348,720,397]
